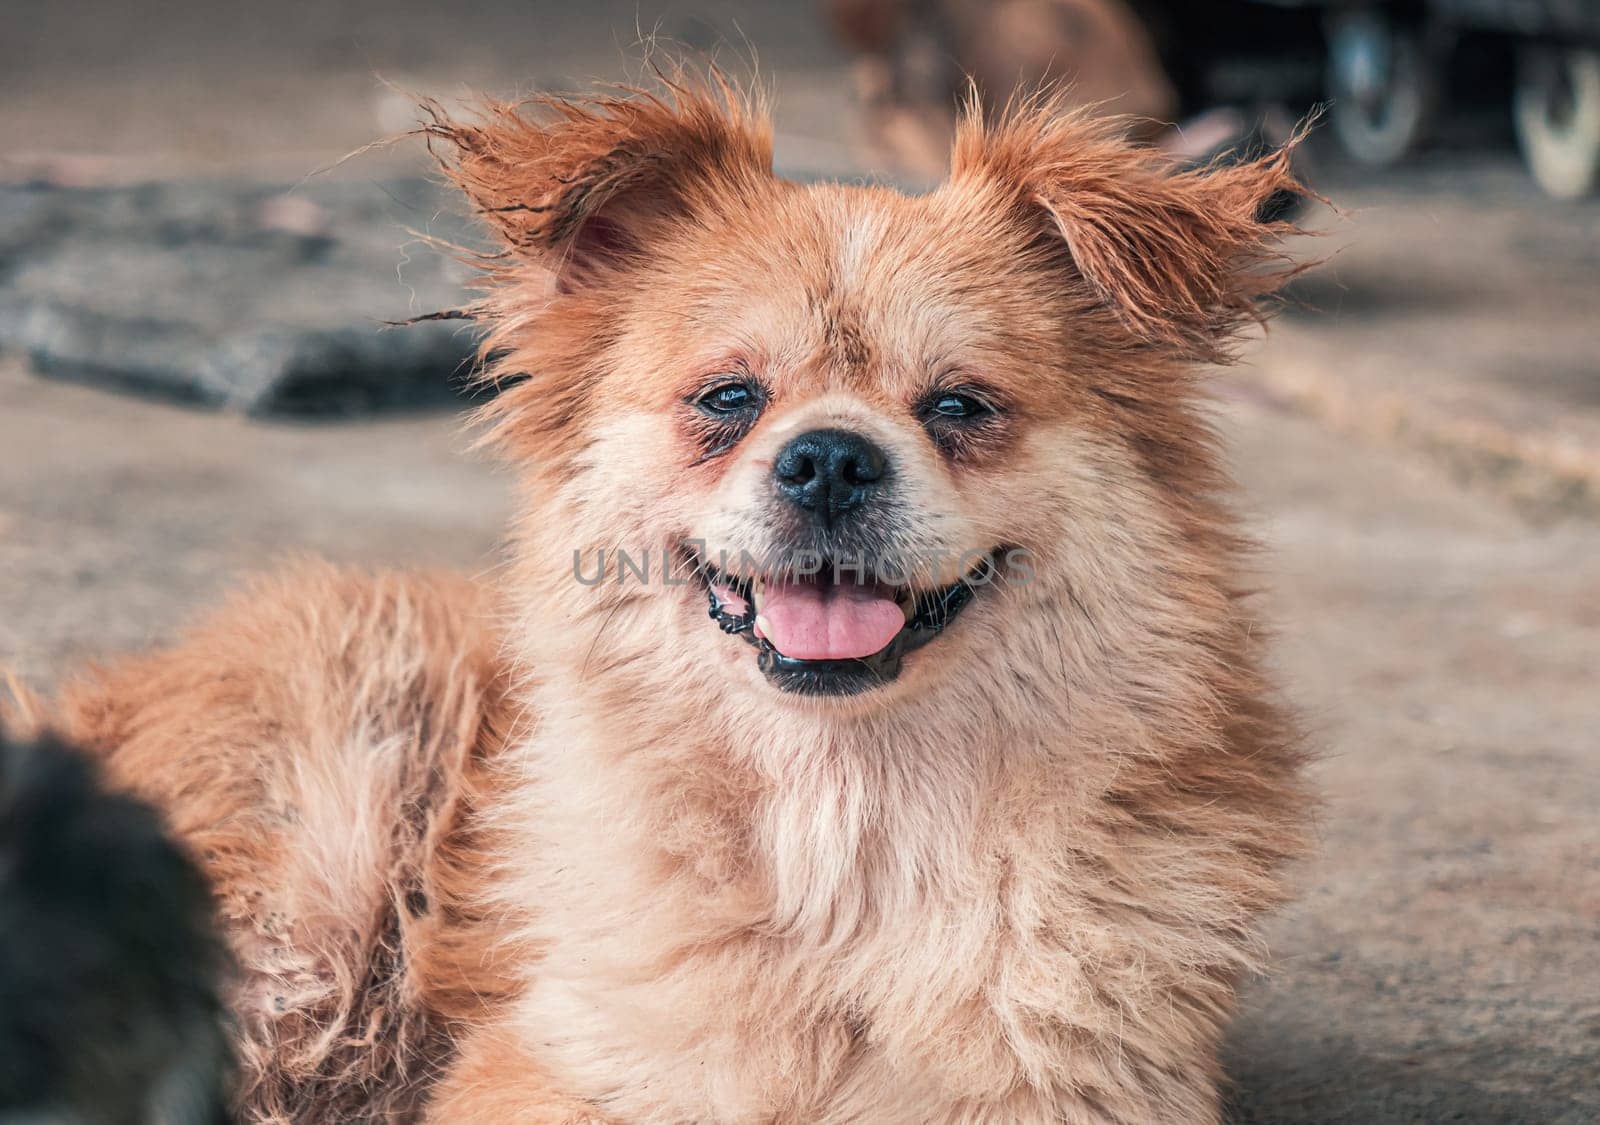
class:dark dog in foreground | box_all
[0,727,230,1124]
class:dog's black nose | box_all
[773,428,888,522]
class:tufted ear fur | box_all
[950,93,1310,364]
[416,75,775,469]
[423,74,774,291]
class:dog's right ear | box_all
[423,76,773,290]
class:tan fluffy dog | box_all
[50,78,1312,1123]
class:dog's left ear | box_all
[951,98,1309,363]
[423,74,773,290]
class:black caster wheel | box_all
[1326,10,1435,167]
[1514,45,1600,199]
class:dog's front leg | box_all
[428,1026,612,1124]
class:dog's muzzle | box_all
[690,549,1000,697]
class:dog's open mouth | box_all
[689,550,997,696]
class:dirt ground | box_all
[3,1,1598,1120]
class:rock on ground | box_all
[0,180,480,414]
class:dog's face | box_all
[575,181,1078,700]
[435,83,1299,710]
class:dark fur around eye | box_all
[916,386,1005,459]
[686,377,766,463]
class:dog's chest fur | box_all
[489,685,1185,1123]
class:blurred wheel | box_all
[1514,45,1600,199]
[1327,11,1434,166]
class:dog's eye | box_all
[919,388,997,425]
[697,381,760,415]
[917,386,1003,459]
[687,377,766,463]
[928,393,991,420]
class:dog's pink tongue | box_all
[756,577,904,661]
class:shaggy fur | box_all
[51,76,1312,1123]
[0,727,230,1124]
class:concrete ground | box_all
[1266,157,1600,522]
[3,1,1597,1120]
[1220,380,1600,1123]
